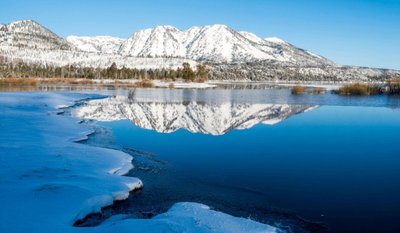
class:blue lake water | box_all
[84,88,400,233]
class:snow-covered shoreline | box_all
[0,92,280,233]
[208,79,388,90]
[0,77,388,92]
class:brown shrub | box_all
[38,78,94,85]
[67,79,94,85]
[194,77,208,83]
[135,79,154,88]
[0,78,38,86]
[168,83,175,89]
[335,83,381,96]
[386,77,400,95]
[311,87,325,94]
[291,85,306,95]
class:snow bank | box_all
[91,79,217,89]
[98,203,281,233]
[153,80,217,89]
[0,92,281,233]
[0,92,142,232]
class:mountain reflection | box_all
[76,94,316,135]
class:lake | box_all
[77,88,400,233]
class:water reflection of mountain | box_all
[76,95,316,135]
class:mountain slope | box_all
[66,36,125,54]
[184,24,274,62]
[0,20,71,50]
[0,20,195,70]
[119,24,334,65]
[0,20,333,66]
[119,26,186,58]
[1,20,399,81]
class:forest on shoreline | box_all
[0,56,209,82]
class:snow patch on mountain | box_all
[264,37,287,45]
[8,19,398,80]
[0,45,197,69]
[116,24,334,65]
[0,20,71,50]
[239,31,268,45]
[66,36,125,54]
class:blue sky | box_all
[1,0,399,69]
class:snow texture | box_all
[1,20,333,68]
[118,24,334,65]
[66,35,125,54]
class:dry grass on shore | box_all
[134,79,154,88]
[334,83,381,96]
[0,77,97,85]
[291,85,306,95]
[291,85,326,95]
[386,77,400,95]
[0,77,38,85]
[311,87,324,94]
[0,77,155,89]
[168,83,175,89]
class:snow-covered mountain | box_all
[0,20,195,69]
[118,24,334,65]
[119,26,187,58]
[1,20,399,80]
[66,36,125,54]
[0,20,70,50]
[75,96,315,135]
[0,20,333,66]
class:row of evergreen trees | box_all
[0,56,209,81]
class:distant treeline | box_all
[0,56,209,81]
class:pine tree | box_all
[182,63,195,81]
[196,64,209,82]
[107,62,118,79]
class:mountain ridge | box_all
[1,20,399,81]
[0,20,71,50]
[0,20,332,65]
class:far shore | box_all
[0,76,390,91]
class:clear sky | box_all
[1,0,399,69]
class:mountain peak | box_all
[7,20,45,33]
[264,37,287,44]
[153,25,179,31]
[114,23,333,64]
[4,19,56,36]
[1,19,70,50]
[206,24,229,29]
[201,24,232,33]
[9,19,37,25]
[0,20,335,66]
[239,31,267,44]
[4,20,44,33]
